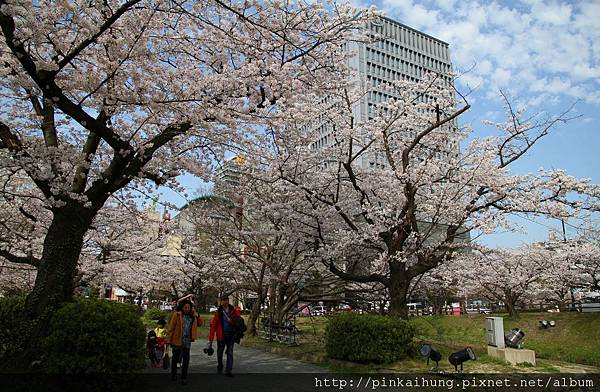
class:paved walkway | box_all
[139,342,326,391]
[146,341,325,374]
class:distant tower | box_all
[159,208,172,235]
[214,155,247,226]
[162,208,171,222]
[214,155,246,197]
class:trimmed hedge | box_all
[42,298,146,373]
[325,313,415,363]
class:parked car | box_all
[330,304,352,314]
[580,303,600,313]
[407,302,425,316]
[311,305,328,316]
[466,306,491,314]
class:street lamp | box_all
[419,344,442,369]
[539,320,556,328]
[505,328,525,348]
[448,347,476,372]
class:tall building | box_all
[312,17,454,168]
[349,16,452,121]
[308,17,467,291]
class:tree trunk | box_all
[378,300,386,314]
[429,293,445,315]
[505,302,514,317]
[26,203,96,315]
[505,298,518,317]
[267,280,277,316]
[275,282,290,325]
[171,281,180,300]
[388,265,410,319]
[247,294,264,336]
[16,203,96,368]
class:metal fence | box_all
[493,302,600,314]
[407,302,600,316]
[259,314,298,345]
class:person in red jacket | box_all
[209,295,241,376]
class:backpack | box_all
[232,314,247,343]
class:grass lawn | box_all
[234,312,600,373]
[411,312,600,368]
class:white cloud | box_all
[478,59,493,74]
[459,72,484,89]
[491,68,512,86]
[382,0,440,30]
[405,4,440,29]
[527,0,573,25]
[372,0,600,106]
[434,0,457,12]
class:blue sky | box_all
[159,0,599,248]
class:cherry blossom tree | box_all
[178,175,322,333]
[0,260,35,294]
[528,241,581,307]
[0,162,49,283]
[269,71,600,318]
[77,205,175,295]
[410,261,460,315]
[464,230,598,314]
[539,234,600,301]
[172,195,238,309]
[569,234,600,293]
[457,244,569,316]
[0,0,370,323]
[0,187,172,296]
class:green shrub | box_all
[42,298,146,373]
[325,313,415,364]
[0,295,27,360]
[143,307,167,321]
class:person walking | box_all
[209,295,241,377]
[174,294,202,368]
[166,299,198,385]
[154,319,168,368]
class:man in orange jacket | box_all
[209,295,241,376]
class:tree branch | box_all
[328,261,388,284]
[0,249,40,268]
[56,0,143,70]
[0,9,134,154]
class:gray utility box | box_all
[485,317,505,348]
